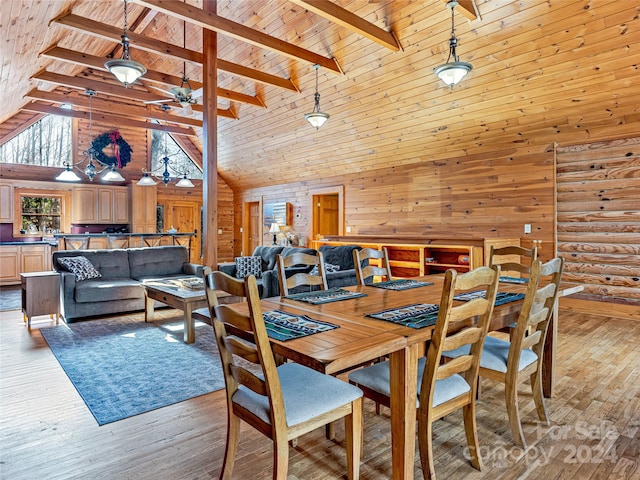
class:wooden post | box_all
[202,0,218,268]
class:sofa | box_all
[318,244,364,288]
[52,246,203,323]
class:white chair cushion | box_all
[443,335,538,374]
[348,358,470,408]
[232,362,362,427]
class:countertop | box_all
[53,232,196,237]
[0,240,58,246]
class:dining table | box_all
[194,273,582,480]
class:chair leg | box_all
[418,414,436,480]
[462,402,483,471]
[220,414,240,480]
[345,397,363,480]
[505,378,526,448]
[326,422,335,440]
[273,436,290,480]
[531,370,549,424]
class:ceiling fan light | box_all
[434,61,472,88]
[304,112,329,129]
[137,172,157,186]
[175,175,194,188]
[55,165,81,182]
[103,167,126,182]
[105,59,147,86]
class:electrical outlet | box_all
[346,226,352,233]
[217,229,223,234]
[524,224,531,234]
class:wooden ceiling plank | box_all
[52,13,298,91]
[23,89,204,128]
[133,0,341,73]
[40,46,265,107]
[21,102,195,136]
[289,0,401,52]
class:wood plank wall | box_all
[234,147,556,259]
[556,136,640,305]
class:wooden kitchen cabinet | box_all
[0,183,13,222]
[71,186,129,224]
[130,184,157,233]
[0,244,51,286]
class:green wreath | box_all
[90,131,132,168]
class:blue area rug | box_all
[40,318,224,425]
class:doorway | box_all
[242,200,262,256]
[161,200,201,262]
[310,185,344,242]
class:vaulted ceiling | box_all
[1,0,639,191]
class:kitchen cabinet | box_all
[130,184,157,233]
[0,183,13,222]
[71,186,129,224]
[0,244,52,286]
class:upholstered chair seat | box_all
[445,336,538,374]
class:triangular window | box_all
[150,130,202,180]
[0,115,72,167]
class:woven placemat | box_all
[263,310,339,341]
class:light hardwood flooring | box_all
[1,304,639,480]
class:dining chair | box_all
[143,235,163,247]
[206,270,363,480]
[276,251,328,296]
[107,235,129,249]
[488,245,538,278]
[353,247,392,285]
[349,265,500,480]
[443,257,564,448]
[64,236,89,250]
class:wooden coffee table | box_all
[143,279,209,344]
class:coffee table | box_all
[143,279,209,344]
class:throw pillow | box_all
[310,262,341,275]
[235,256,263,278]
[57,256,102,281]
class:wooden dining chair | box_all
[488,245,538,278]
[276,251,328,296]
[206,270,363,480]
[353,247,392,285]
[64,236,89,250]
[349,265,500,480]
[444,257,564,448]
[107,235,129,249]
[143,235,163,247]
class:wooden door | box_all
[313,194,339,238]
[169,202,200,262]
[243,201,261,255]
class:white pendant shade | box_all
[434,61,473,88]
[175,175,195,188]
[103,167,126,182]
[137,173,158,186]
[105,59,146,86]
[55,167,81,182]
[305,112,329,129]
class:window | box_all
[13,189,71,236]
[150,130,202,180]
[0,115,72,167]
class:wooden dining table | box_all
[194,274,581,480]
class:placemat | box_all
[371,279,434,290]
[453,290,526,305]
[284,288,367,304]
[263,310,339,341]
[499,276,528,284]
[366,303,440,329]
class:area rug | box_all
[40,317,224,426]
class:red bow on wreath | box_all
[109,131,122,169]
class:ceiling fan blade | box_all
[144,99,172,105]
[149,85,176,97]
[191,87,203,99]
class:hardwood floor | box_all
[1,305,639,480]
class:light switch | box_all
[524,224,531,234]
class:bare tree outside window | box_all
[150,130,202,180]
[0,115,71,167]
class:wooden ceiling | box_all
[1,0,639,191]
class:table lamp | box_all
[269,223,280,245]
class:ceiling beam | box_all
[52,14,299,92]
[31,72,237,119]
[40,46,266,108]
[24,89,204,127]
[289,0,401,52]
[132,0,341,74]
[21,102,196,136]
[449,0,479,21]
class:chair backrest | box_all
[353,247,392,285]
[107,235,129,249]
[419,265,500,416]
[207,271,285,435]
[488,245,538,277]
[64,236,89,250]
[508,257,564,371]
[277,251,328,296]
[144,236,163,247]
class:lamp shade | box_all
[269,223,281,233]
[304,111,329,129]
[55,166,81,182]
[103,167,126,182]
[175,175,195,188]
[434,61,473,88]
[137,173,157,186]
[105,59,147,86]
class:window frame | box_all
[13,188,71,237]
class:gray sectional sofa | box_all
[52,246,203,323]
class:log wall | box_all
[556,137,640,305]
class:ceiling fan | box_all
[145,77,202,116]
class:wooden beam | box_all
[52,14,299,91]
[289,0,401,52]
[30,71,237,119]
[449,0,479,21]
[21,102,196,136]
[24,89,204,128]
[40,46,265,108]
[133,0,341,73]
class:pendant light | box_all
[304,64,329,129]
[105,0,147,87]
[434,0,473,88]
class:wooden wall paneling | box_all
[556,136,640,305]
